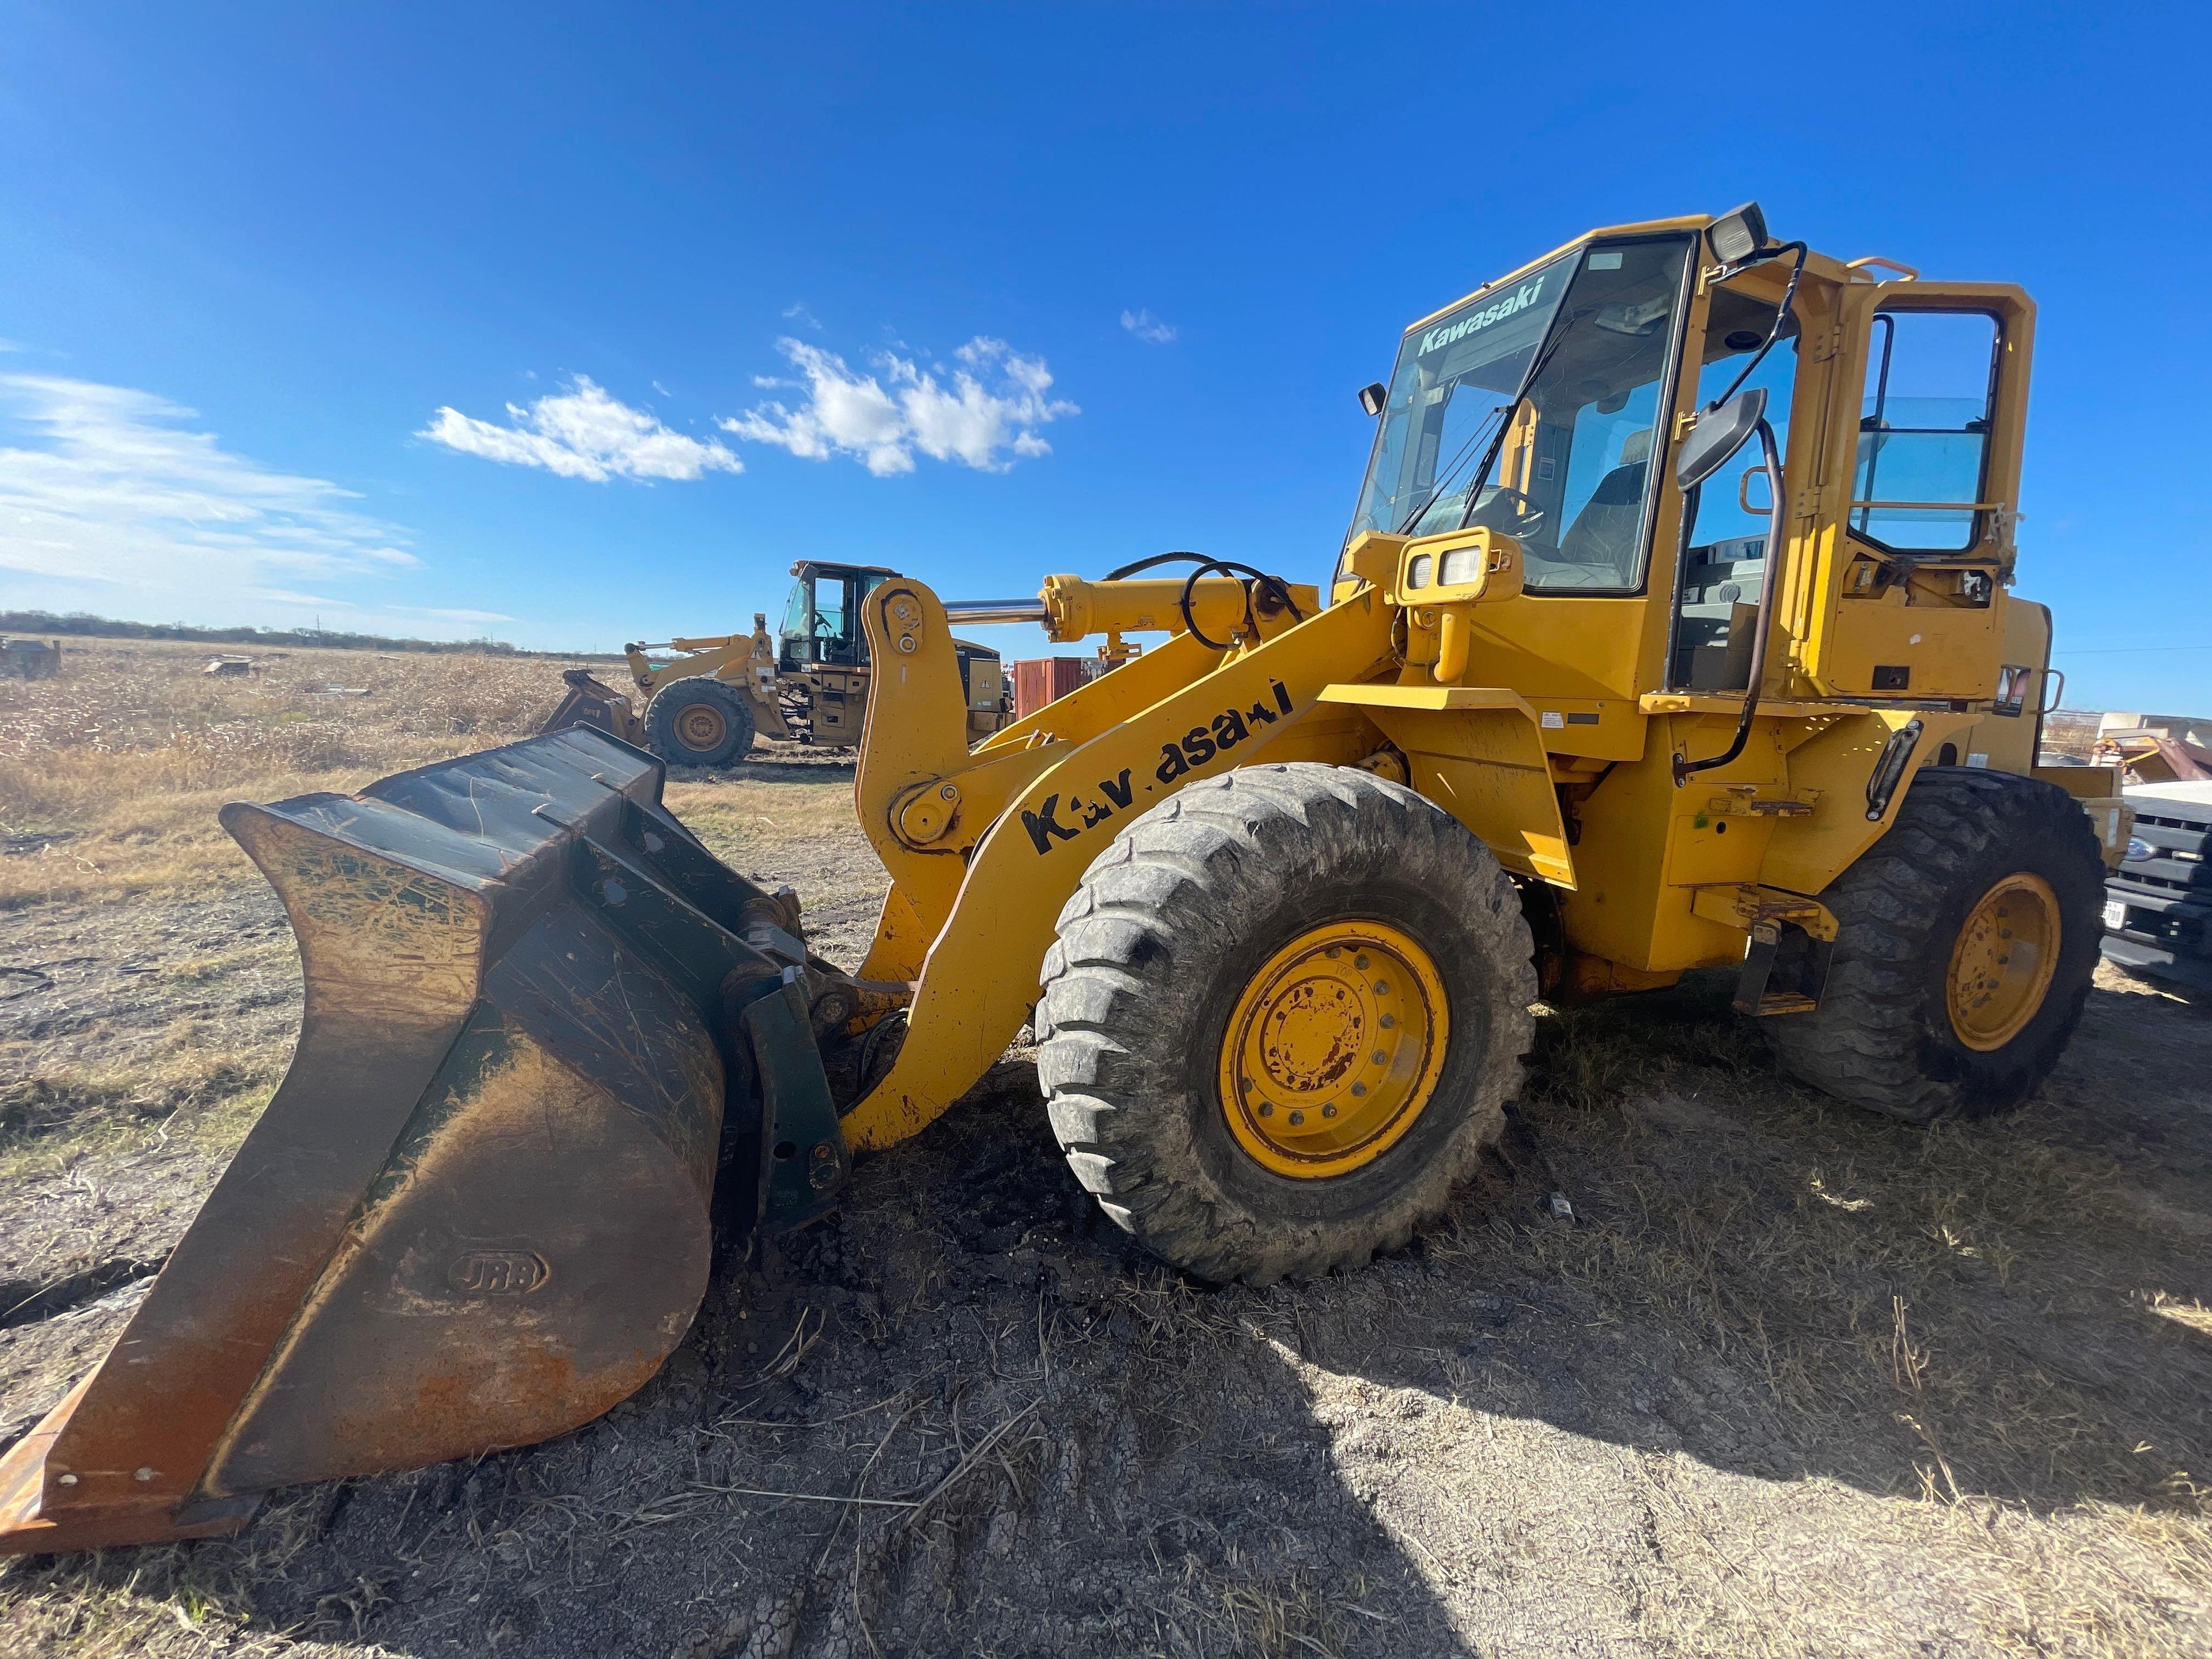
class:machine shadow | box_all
[1320,969,2212,1518]
[0,1057,1483,1659]
[683,752,858,785]
[6,976,2200,1656]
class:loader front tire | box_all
[1037,763,1536,1283]
[646,677,756,767]
[1766,767,2104,1123]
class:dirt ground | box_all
[1,641,2209,1657]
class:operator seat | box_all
[1555,427,1653,574]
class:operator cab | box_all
[1347,205,2021,706]
[777,558,1007,725]
[1350,236,1696,596]
[778,560,897,672]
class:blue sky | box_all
[1,2,2206,709]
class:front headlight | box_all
[1438,546,1485,586]
[2126,836,2154,862]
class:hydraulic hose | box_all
[1175,559,1306,650]
[1104,550,1212,581]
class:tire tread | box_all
[1767,766,2103,1122]
[1038,763,1535,1282]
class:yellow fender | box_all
[1315,683,1575,886]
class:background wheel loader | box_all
[541,558,1012,767]
[1,204,2133,1556]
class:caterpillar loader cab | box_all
[541,559,1009,765]
[1,205,2118,1558]
[762,559,886,745]
[770,559,1010,735]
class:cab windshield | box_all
[1349,235,1696,592]
[779,577,813,642]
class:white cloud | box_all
[782,302,823,329]
[1120,308,1178,344]
[246,586,350,608]
[721,336,1076,477]
[0,373,424,603]
[419,376,741,483]
[229,592,514,627]
[402,605,517,624]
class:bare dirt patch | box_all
[1,642,2207,1657]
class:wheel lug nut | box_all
[1288,1110,1305,1126]
[1321,1104,1336,1119]
[1373,980,1389,994]
[1380,1014,1395,1029]
[1372,1051,1386,1064]
[1351,1081,1367,1097]
[1257,1102,1274,1117]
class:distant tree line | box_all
[0,611,613,660]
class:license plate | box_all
[2103,899,2128,930]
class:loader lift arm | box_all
[838,574,1395,1152]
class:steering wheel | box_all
[813,615,838,638]
[1467,484,1547,539]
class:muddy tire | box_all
[1767,767,2104,1123]
[646,677,756,767]
[1036,763,1536,1283]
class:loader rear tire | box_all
[1766,766,2104,1123]
[646,677,756,767]
[1036,763,1536,1284]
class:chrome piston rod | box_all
[939,598,1051,626]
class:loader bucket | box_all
[541,666,645,748]
[0,729,847,1555]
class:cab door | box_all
[1801,283,2034,700]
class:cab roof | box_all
[791,559,902,578]
[1402,212,1872,336]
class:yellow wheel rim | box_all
[1945,872,2060,1051]
[673,700,728,753]
[1217,921,1449,1179]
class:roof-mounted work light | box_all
[1707,202,1770,266]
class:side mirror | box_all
[1675,388,1768,491]
[1358,382,1388,417]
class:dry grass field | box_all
[0,638,2207,1658]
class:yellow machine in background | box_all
[542,559,1009,764]
[1,204,2124,1555]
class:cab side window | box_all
[1851,310,1999,552]
[814,578,848,643]
[812,577,860,664]
[852,571,890,665]
[1672,286,1801,689]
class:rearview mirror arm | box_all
[1674,417,1787,785]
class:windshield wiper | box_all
[1392,320,1575,536]
[1393,404,1510,535]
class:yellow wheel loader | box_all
[1,204,2131,1555]
[540,558,1011,766]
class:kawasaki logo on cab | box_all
[1020,679,1297,855]
[1418,278,1547,358]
